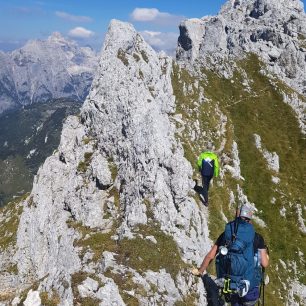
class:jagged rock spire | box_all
[177,0,306,94]
[12,19,210,305]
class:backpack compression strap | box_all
[223,205,242,295]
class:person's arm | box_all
[197,153,204,170]
[213,154,220,177]
[255,233,269,268]
[198,244,218,275]
[260,248,269,268]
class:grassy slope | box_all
[0,100,81,206]
[172,54,306,305]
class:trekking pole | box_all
[257,268,265,305]
[258,282,262,305]
[233,201,240,241]
[262,268,265,306]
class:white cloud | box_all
[56,11,92,23]
[131,8,183,26]
[140,31,178,55]
[68,27,94,38]
[131,8,164,21]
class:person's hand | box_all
[191,267,200,276]
[191,267,206,277]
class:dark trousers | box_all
[201,274,225,306]
[202,175,213,203]
[230,286,260,306]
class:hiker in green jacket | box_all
[197,150,219,206]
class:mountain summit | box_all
[178,0,306,91]
[0,1,305,305]
[0,33,98,113]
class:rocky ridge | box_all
[177,0,306,133]
[1,20,211,305]
[0,0,305,305]
[0,33,98,113]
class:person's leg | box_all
[201,275,225,306]
[230,293,242,306]
[241,287,260,306]
[202,175,212,203]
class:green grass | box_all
[104,270,142,306]
[117,49,129,66]
[0,194,25,251]
[70,218,188,279]
[0,156,32,206]
[77,152,93,173]
[174,293,198,306]
[0,100,81,206]
[116,224,188,279]
[40,291,60,306]
[172,54,306,304]
[69,220,189,304]
[205,55,306,303]
[133,53,141,62]
[75,230,117,261]
[82,137,92,145]
[140,50,149,63]
[16,279,41,306]
[108,158,118,181]
[71,272,101,306]
[171,63,224,172]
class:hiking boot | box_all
[199,194,205,202]
[199,194,208,206]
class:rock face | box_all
[0,1,306,305]
[177,0,306,128]
[9,20,210,305]
[0,33,98,113]
[81,21,210,257]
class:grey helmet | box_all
[239,204,255,219]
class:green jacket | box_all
[197,151,220,177]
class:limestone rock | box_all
[24,290,41,306]
[7,19,211,305]
[177,0,306,130]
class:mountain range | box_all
[0,33,97,114]
[0,0,305,305]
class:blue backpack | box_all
[201,158,214,176]
[216,219,256,293]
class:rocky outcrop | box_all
[177,0,306,133]
[10,20,211,305]
[82,20,210,257]
[0,33,98,113]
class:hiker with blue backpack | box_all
[197,149,220,206]
[192,205,269,306]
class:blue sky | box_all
[0,0,229,52]
[0,0,305,53]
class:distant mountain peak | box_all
[0,33,98,113]
[47,32,73,45]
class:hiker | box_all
[192,205,269,306]
[197,148,219,206]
